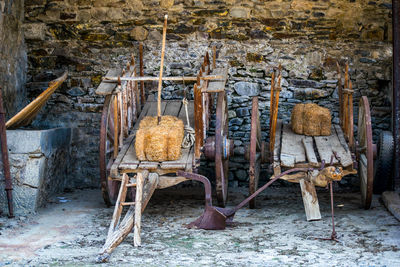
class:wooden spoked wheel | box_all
[249,97,262,209]
[215,91,229,207]
[100,94,121,207]
[357,96,374,209]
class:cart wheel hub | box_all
[203,136,234,160]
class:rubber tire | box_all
[373,131,394,194]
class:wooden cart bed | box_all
[273,120,354,171]
[109,96,195,178]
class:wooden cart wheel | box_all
[215,91,229,207]
[357,96,374,209]
[249,97,261,209]
[100,95,121,207]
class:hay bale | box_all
[291,103,331,136]
[135,116,184,161]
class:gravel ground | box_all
[0,185,399,266]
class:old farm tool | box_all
[96,16,233,261]
[178,157,344,231]
[0,88,13,217]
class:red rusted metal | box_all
[0,88,14,217]
[178,167,313,230]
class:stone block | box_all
[23,23,46,40]
[0,128,71,215]
[230,7,251,19]
[234,82,260,96]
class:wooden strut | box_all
[103,75,224,82]
[157,14,168,124]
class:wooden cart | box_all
[95,45,233,258]
[247,64,375,220]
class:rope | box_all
[182,97,195,148]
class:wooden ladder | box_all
[100,171,159,256]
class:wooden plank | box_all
[133,171,144,247]
[280,123,306,167]
[188,101,195,128]
[146,101,167,117]
[329,125,353,167]
[157,175,188,189]
[138,161,159,169]
[203,67,228,92]
[314,132,339,165]
[273,120,282,163]
[333,124,353,167]
[160,147,191,169]
[110,135,135,179]
[163,101,182,117]
[119,140,139,169]
[133,100,152,130]
[302,137,318,167]
[96,69,121,96]
[185,146,194,171]
[299,179,321,221]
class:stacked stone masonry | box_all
[23,0,393,186]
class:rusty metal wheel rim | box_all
[357,96,373,209]
[100,95,121,207]
[215,92,229,207]
[249,97,261,209]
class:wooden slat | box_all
[314,133,339,165]
[185,146,194,171]
[203,67,228,92]
[160,147,191,169]
[110,135,135,179]
[133,99,152,130]
[163,101,182,117]
[188,101,195,128]
[138,161,159,169]
[331,125,353,167]
[280,123,306,167]
[96,69,121,95]
[119,140,139,169]
[273,120,282,163]
[302,137,318,167]
[299,179,321,221]
[146,101,167,117]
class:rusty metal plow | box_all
[177,157,343,242]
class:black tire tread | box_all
[373,131,394,194]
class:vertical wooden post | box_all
[348,81,354,149]
[212,46,216,70]
[336,62,343,127]
[113,94,119,159]
[139,43,145,105]
[134,172,144,247]
[157,15,168,124]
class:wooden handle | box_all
[157,14,168,124]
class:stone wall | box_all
[24,0,393,187]
[0,0,27,119]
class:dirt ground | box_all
[0,185,399,266]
